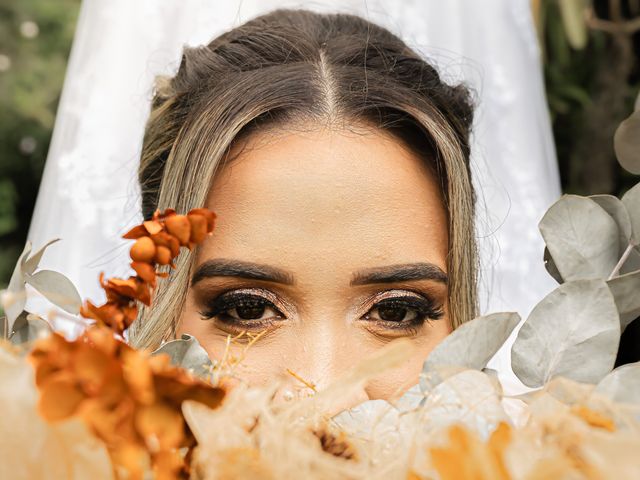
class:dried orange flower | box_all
[28,326,225,480]
[81,208,216,336]
[29,207,221,479]
[430,422,512,480]
[570,405,616,432]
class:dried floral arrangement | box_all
[1,103,639,480]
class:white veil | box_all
[27,0,561,385]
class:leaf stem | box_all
[608,243,635,280]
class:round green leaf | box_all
[511,279,620,388]
[607,268,640,330]
[544,247,564,284]
[593,362,640,404]
[614,110,640,174]
[589,195,632,255]
[622,182,640,245]
[152,334,213,379]
[539,195,619,281]
[25,269,81,314]
[423,312,520,371]
[22,238,60,275]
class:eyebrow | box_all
[350,262,448,286]
[191,259,295,286]
[191,259,447,287]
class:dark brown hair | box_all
[131,8,477,348]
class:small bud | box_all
[154,246,172,265]
[165,215,191,245]
[130,237,156,263]
[187,213,208,244]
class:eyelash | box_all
[361,295,444,330]
[198,289,444,333]
[199,291,284,329]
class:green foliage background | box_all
[0,0,80,286]
[0,0,638,289]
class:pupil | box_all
[236,303,266,320]
[378,306,406,322]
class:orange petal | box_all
[571,405,616,431]
[106,278,139,300]
[110,441,149,480]
[82,302,127,334]
[188,208,216,232]
[73,344,112,394]
[187,213,208,244]
[85,325,121,355]
[130,236,156,263]
[134,279,152,306]
[122,348,155,405]
[164,215,191,245]
[123,224,148,240]
[160,208,176,219]
[135,402,185,451]
[151,232,180,258]
[154,246,172,266]
[143,220,163,235]
[38,377,85,421]
[152,449,186,480]
[122,304,139,328]
[131,261,157,287]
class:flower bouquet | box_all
[1,104,640,480]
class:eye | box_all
[200,290,285,326]
[361,293,444,329]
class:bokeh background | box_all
[1,0,639,286]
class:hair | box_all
[129,8,478,349]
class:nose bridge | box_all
[294,314,347,390]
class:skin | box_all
[177,121,451,406]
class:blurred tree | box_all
[536,0,640,196]
[0,0,80,287]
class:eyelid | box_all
[199,287,294,318]
[360,288,439,312]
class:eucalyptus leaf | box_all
[152,334,213,379]
[9,312,51,345]
[621,247,640,275]
[419,365,468,394]
[22,238,60,275]
[544,247,564,284]
[394,383,424,412]
[622,182,640,244]
[332,399,400,438]
[423,312,520,373]
[614,109,640,175]
[607,268,640,330]
[589,195,633,254]
[3,242,32,329]
[539,195,619,281]
[421,370,507,439]
[593,362,640,404]
[511,279,620,388]
[25,270,81,314]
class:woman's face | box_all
[177,123,451,403]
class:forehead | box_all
[202,125,449,272]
